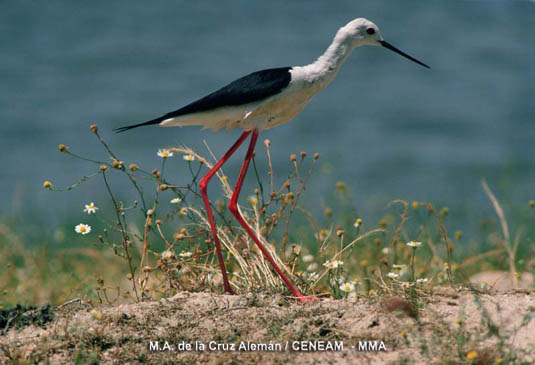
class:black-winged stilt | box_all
[115,18,429,302]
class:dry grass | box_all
[2,124,535,363]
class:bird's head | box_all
[340,18,430,69]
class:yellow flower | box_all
[360,260,368,268]
[179,207,188,215]
[411,201,419,209]
[455,317,462,325]
[183,154,195,162]
[43,181,53,189]
[353,218,362,228]
[466,350,478,360]
[90,309,103,320]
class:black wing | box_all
[114,67,292,133]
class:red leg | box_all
[228,130,317,302]
[200,131,251,294]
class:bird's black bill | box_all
[379,40,430,69]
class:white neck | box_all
[297,30,358,87]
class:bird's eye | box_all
[366,28,375,35]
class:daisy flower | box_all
[83,202,99,214]
[75,223,91,235]
[179,251,193,258]
[387,272,399,279]
[416,278,429,284]
[161,250,174,261]
[157,149,174,158]
[183,154,195,162]
[179,207,188,215]
[209,274,222,286]
[382,247,390,254]
[323,260,343,269]
[309,272,319,281]
[407,241,422,248]
[353,218,362,228]
[170,197,181,204]
[339,282,355,292]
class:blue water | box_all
[1,1,534,233]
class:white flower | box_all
[400,282,414,288]
[309,272,319,281]
[75,223,91,235]
[416,278,429,284]
[183,154,195,162]
[83,202,99,214]
[353,218,362,228]
[323,260,343,269]
[209,274,222,286]
[387,272,399,279]
[382,247,390,254]
[339,282,355,292]
[157,149,174,158]
[302,254,314,263]
[179,251,192,258]
[161,250,174,261]
[306,263,318,272]
[407,241,422,248]
[248,196,258,207]
[170,197,181,204]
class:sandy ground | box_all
[1,287,535,364]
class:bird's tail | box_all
[113,116,164,133]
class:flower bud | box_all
[58,144,67,153]
[43,181,52,189]
[90,124,98,133]
[313,153,319,160]
[129,163,138,171]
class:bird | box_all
[115,18,429,302]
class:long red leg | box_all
[200,131,251,294]
[228,130,316,302]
